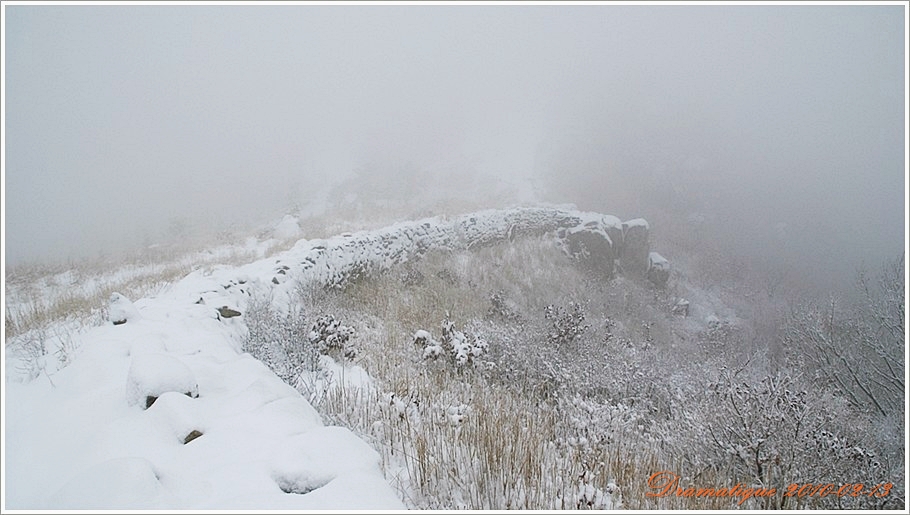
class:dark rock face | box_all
[604,224,624,259]
[563,224,615,278]
[647,252,670,288]
[620,220,650,276]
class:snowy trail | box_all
[4,284,402,509]
[4,207,632,509]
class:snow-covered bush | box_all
[699,370,897,509]
[698,315,738,350]
[414,329,444,359]
[544,302,590,346]
[7,329,49,382]
[242,297,323,393]
[243,294,364,407]
[415,315,487,366]
[487,289,521,322]
[309,314,356,359]
[442,315,487,366]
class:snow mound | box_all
[126,353,199,408]
[47,457,168,509]
[109,292,141,325]
[623,217,650,229]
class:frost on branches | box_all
[414,313,488,367]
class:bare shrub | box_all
[699,369,900,509]
[783,256,904,419]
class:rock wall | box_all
[215,207,671,313]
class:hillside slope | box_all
[3,206,648,510]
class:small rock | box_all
[672,298,690,317]
[647,252,670,287]
[183,429,203,444]
[217,306,242,318]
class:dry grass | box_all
[5,262,192,340]
[296,238,768,510]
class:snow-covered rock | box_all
[620,218,650,275]
[109,292,141,325]
[234,207,658,308]
[647,251,670,287]
[5,293,403,509]
[560,216,619,278]
[126,352,199,408]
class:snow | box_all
[422,339,444,359]
[4,272,403,509]
[623,217,650,229]
[108,292,141,325]
[273,214,301,240]
[46,457,169,509]
[125,352,198,407]
[5,206,646,510]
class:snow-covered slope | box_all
[3,207,641,510]
[4,280,402,509]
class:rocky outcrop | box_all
[216,207,670,306]
[620,219,650,275]
[562,220,617,278]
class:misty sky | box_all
[4,4,906,282]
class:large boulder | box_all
[602,215,624,258]
[620,219,650,276]
[561,218,616,278]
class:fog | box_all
[4,4,905,292]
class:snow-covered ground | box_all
[4,269,403,509]
[2,207,614,510]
